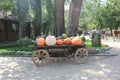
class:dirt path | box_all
[0,41,120,80]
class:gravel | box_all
[0,41,120,80]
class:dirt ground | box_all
[0,40,120,80]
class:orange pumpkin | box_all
[72,36,82,45]
[101,43,108,47]
[63,38,71,45]
[36,37,45,46]
[56,39,63,45]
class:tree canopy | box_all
[79,0,120,33]
[0,0,119,37]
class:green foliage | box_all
[0,44,33,52]
[0,51,32,56]
[0,40,108,56]
[16,0,29,25]
[85,40,92,48]
[0,44,33,55]
[0,0,13,12]
[17,37,33,46]
[96,47,111,53]
[42,0,55,35]
[0,0,119,38]
[79,0,120,31]
[101,0,120,30]
[81,36,86,42]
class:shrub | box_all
[0,50,33,56]
[81,36,86,42]
[17,37,33,46]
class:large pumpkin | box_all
[36,37,45,46]
[46,35,56,46]
[63,38,71,45]
[72,36,82,45]
[56,39,63,45]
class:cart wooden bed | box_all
[32,44,88,66]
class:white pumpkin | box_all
[46,35,56,46]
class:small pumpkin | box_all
[36,37,45,46]
[72,36,82,45]
[56,39,63,45]
[101,43,108,47]
[61,33,67,39]
[63,38,71,45]
[46,35,56,46]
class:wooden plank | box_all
[33,44,85,50]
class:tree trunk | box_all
[109,26,113,36]
[33,0,42,38]
[33,19,41,38]
[66,0,83,36]
[54,0,65,36]
[46,0,54,35]
[19,25,24,38]
[16,0,29,39]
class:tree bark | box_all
[19,25,24,38]
[16,0,29,38]
[66,0,83,36]
[33,0,42,38]
[54,0,65,36]
[109,26,113,36]
[45,0,54,35]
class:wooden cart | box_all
[32,44,88,66]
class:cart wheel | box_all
[75,48,88,64]
[64,49,74,58]
[32,50,49,66]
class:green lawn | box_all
[85,40,92,48]
[0,44,34,55]
[0,40,103,55]
[0,41,92,52]
[0,45,34,52]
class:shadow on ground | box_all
[0,47,120,80]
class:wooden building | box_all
[114,30,120,37]
[0,15,31,43]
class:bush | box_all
[17,37,33,46]
[0,50,33,56]
[81,36,86,42]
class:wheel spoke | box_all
[84,56,88,61]
[40,60,44,65]
[75,48,88,64]
[42,52,46,56]
[33,57,39,60]
[79,49,83,53]
[77,52,81,56]
[36,59,40,65]
[83,53,87,57]
[64,49,74,58]
[40,51,44,55]
[33,52,39,57]
[83,50,87,54]
[81,49,85,54]
[39,52,43,57]
[32,50,49,66]
[81,58,85,63]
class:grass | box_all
[85,40,103,48]
[85,40,92,48]
[0,45,34,52]
[0,41,92,53]
[0,40,103,55]
[0,44,34,55]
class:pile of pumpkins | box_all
[36,34,83,46]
